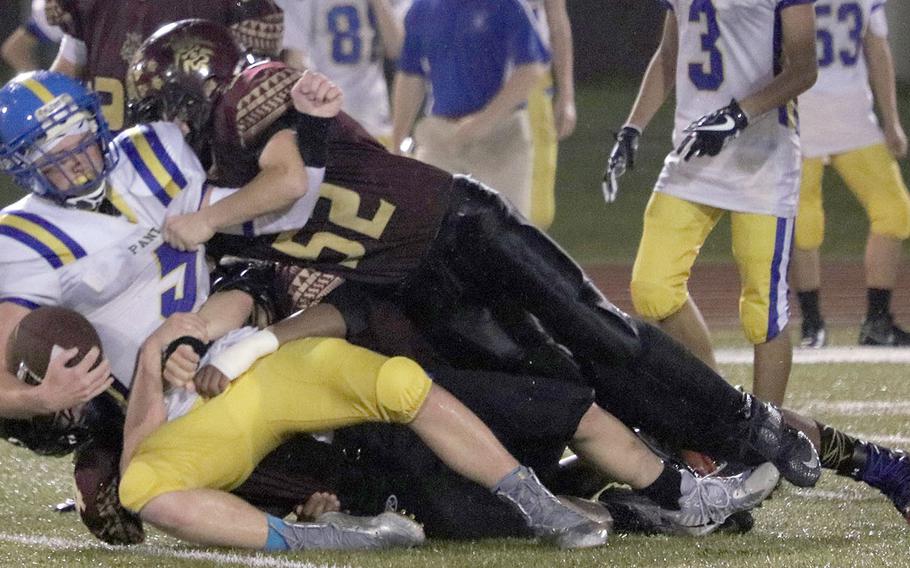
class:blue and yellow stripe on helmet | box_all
[0,211,87,268]
[19,77,56,104]
[119,125,188,207]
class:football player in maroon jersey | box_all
[46,0,283,132]
[125,20,826,491]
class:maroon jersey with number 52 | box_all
[210,61,455,285]
[46,0,282,132]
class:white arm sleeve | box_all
[57,34,87,65]
[869,3,888,38]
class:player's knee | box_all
[375,356,433,424]
[119,459,181,514]
[740,304,786,344]
[869,196,910,240]
[630,276,686,321]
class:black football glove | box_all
[676,98,749,161]
[602,125,641,203]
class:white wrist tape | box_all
[209,329,279,380]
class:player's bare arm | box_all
[0,302,112,418]
[736,3,817,119]
[602,12,677,202]
[194,303,348,398]
[543,0,576,140]
[368,0,405,59]
[164,72,341,252]
[391,72,426,154]
[1,27,40,72]
[865,33,907,159]
[121,312,209,472]
[453,62,548,145]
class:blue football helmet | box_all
[0,71,118,209]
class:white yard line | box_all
[0,533,348,568]
[716,346,910,365]
[794,400,910,417]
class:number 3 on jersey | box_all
[155,244,198,317]
[688,0,725,91]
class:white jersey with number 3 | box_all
[798,0,887,158]
[0,122,210,390]
[654,0,809,218]
[277,0,410,139]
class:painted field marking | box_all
[0,532,347,568]
[716,346,910,365]
[794,400,910,417]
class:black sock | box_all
[637,464,683,510]
[817,421,863,476]
[867,288,892,320]
[797,290,823,324]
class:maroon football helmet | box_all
[126,19,256,154]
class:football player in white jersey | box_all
[0,69,333,418]
[276,0,409,144]
[603,0,818,407]
[792,0,910,348]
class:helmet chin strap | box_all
[63,180,107,211]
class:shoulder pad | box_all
[222,61,301,149]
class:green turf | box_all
[0,331,908,567]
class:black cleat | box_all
[859,314,910,346]
[774,426,821,488]
[736,395,820,487]
[857,445,910,523]
[800,319,827,349]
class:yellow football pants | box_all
[119,337,432,512]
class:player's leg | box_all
[792,157,828,348]
[432,179,817,486]
[630,192,721,370]
[461,109,534,217]
[564,403,779,530]
[731,212,794,406]
[832,145,910,345]
[262,337,610,548]
[527,73,558,229]
[782,408,910,522]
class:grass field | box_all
[1,71,910,567]
[0,326,908,567]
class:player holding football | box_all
[792,0,910,347]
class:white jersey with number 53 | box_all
[654,0,809,218]
[798,0,887,158]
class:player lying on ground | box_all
[144,21,910,520]
[154,271,778,538]
[127,19,821,491]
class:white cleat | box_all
[667,462,780,531]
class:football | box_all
[5,306,103,382]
